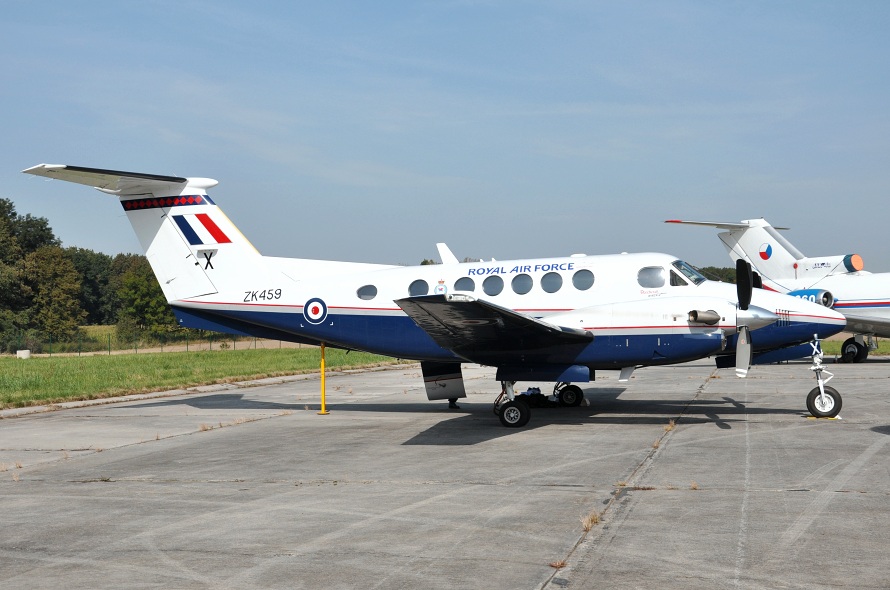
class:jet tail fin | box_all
[667,218,804,289]
[23,164,262,302]
[666,218,865,287]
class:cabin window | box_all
[454,277,475,292]
[572,269,595,291]
[541,272,563,293]
[511,274,533,295]
[482,275,504,296]
[408,279,429,296]
[357,285,378,300]
[637,267,665,288]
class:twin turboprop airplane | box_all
[668,218,890,363]
[24,165,847,425]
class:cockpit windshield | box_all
[672,260,707,285]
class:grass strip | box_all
[0,348,409,409]
[821,339,890,357]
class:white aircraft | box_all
[24,165,847,424]
[667,218,889,363]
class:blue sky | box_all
[3,1,889,269]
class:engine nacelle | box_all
[787,289,834,308]
[688,310,721,325]
[795,254,864,277]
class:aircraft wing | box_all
[22,164,215,196]
[842,313,890,337]
[395,294,593,366]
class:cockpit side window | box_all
[670,270,688,286]
[672,260,706,285]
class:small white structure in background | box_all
[16,350,31,359]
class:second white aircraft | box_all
[668,218,889,362]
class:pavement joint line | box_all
[540,369,713,588]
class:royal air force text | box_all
[467,262,575,276]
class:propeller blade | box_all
[735,325,752,378]
[752,271,762,290]
[736,259,753,311]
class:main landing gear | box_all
[493,381,585,427]
[839,336,871,363]
[806,338,842,418]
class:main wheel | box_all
[806,385,842,418]
[498,399,531,427]
[840,337,868,363]
[558,385,584,407]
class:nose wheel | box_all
[807,338,842,418]
[807,385,842,418]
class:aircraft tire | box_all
[806,386,842,418]
[840,338,868,363]
[499,400,531,427]
[558,385,584,407]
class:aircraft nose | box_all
[737,305,779,331]
[789,298,847,338]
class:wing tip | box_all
[22,163,64,175]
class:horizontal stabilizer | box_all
[665,219,790,231]
[23,164,217,196]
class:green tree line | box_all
[0,198,174,352]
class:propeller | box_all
[735,325,752,378]
[736,258,753,311]
[734,259,773,378]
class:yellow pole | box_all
[318,342,329,415]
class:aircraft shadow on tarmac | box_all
[401,389,807,446]
[127,394,301,411]
[126,389,815,447]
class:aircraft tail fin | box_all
[666,219,865,288]
[23,164,262,302]
[667,219,805,289]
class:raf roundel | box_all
[759,243,773,260]
[303,297,328,325]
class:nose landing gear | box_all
[807,338,842,418]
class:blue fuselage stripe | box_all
[173,307,836,369]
